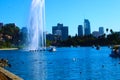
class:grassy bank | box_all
[0,48,18,50]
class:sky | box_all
[0,0,120,36]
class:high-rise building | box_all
[78,25,83,37]
[20,27,28,44]
[99,27,104,36]
[21,27,27,33]
[92,31,100,38]
[0,23,3,29]
[84,19,91,35]
[52,23,68,40]
[46,33,54,41]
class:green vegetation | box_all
[0,23,120,48]
[46,40,52,47]
[0,23,20,48]
[50,30,120,47]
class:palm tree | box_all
[106,28,109,33]
[110,29,113,34]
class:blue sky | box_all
[0,0,120,36]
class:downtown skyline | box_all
[0,0,120,36]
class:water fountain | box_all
[27,0,46,50]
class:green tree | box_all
[0,23,20,48]
[106,28,109,33]
[110,29,114,34]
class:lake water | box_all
[0,47,120,80]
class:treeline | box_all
[0,23,120,48]
[51,31,120,47]
[0,23,21,48]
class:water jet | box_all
[27,0,46,51]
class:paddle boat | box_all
[48,46,56,52]
[110,45,120,58]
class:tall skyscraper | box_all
[52,23,68,40]
[0,23,3,29]
[78,25,83,37]
[99,27,104,36]
[84,19,91,35]
[20,27,28,44]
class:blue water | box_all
[0,47,120,80]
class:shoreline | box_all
[0,48,18,50]
[0,67,23,80]
[0,71,12,80]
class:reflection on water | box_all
[0,47,120,80]
[30,52,46,80]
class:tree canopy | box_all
[0,23,20,48]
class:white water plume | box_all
[27,0,46,50]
